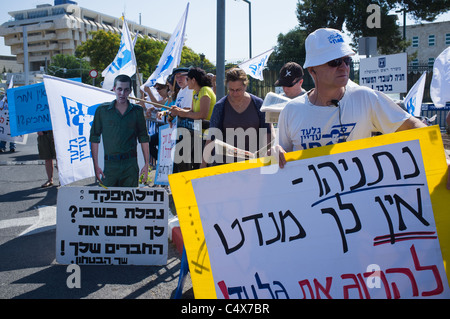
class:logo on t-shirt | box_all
[300,123,356,149]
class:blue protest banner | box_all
[7,82,52,136]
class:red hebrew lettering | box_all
[341,274,364,299]
[298,279,314,299]
[313,277,333,299]
[410,244,444,297]
[356,273,371,299]
[386,268,419,298]
[217,280,230,299]
[364,270,392,299]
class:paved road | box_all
[2,130,448,300]
[0,133,193,299]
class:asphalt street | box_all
[0,133,194,299]
[1,130,448,301]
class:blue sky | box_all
[0,0,300,63]
[0,0,449,64]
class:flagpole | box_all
[135,66,144,97]
[123,15,143,94]
[128,96,171,109]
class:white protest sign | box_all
[359,53,407,93]
[0,108,27,144]
[155,122,177,185]
[177,135,450,299]
[56,186,168,265]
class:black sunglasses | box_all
[327,57,352,67]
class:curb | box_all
[0,160,45,166]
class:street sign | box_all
[89,69,98,79]
[359,53,407,93]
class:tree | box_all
[47,54,92,83]
[133,36,166,79]
[76,30,216,82]
[179,47,215,73]
[295,0,448,54]
[75,30,120,72]
[388,0,449,22]
[268,27,308,69]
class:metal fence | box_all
[247,61,358,99]
[421,105,450,130]
[245,62,448,131]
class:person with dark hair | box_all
[201,67,272,167]
[89,74,150,187]
[37,130,56,188]
[172,67,193,110]
[275,62,306,99]
[170,67,216,121]
[168,67,216,172]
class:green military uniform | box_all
[89,100,149,187]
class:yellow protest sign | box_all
[169,126,450,299]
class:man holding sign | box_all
[276,28,450,189]
[89,74,150,187]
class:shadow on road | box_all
[0,228,193,299]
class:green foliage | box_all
[75,30,216,81]
[75,30,120,72]
[134,37,166,79]
[47,54,92,83]
[179,47,215,73]
[386,0,449,22]
[270,0,448,64]
[268,27,308,69]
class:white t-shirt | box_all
[278,84,411,152]
[175,86,193,109]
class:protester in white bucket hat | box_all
[273,28,450,189]
[303,28,355,68]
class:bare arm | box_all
[140,142,150,184]
[395,116,426,131]
[90,142,104,182]
[171,95,210,120]
[201,139,214,168]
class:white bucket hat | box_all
[303,28,355,68]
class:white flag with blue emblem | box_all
[44,75,114,185]
[238,48,274,81]
[141,3,189,89]
[430,47,450,108]
[43,75,145,186]
[404,71,427,117]
[102,19,137,91]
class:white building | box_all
[0,0,171,73]
[405,20,450,66]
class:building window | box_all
[412,36,419,47]
[446,34,450,45]
[14,13,24,21]
[28,10,49,19]
[428,34,435,46]
[428,58,435,67]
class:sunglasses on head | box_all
[327,57,352,67]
